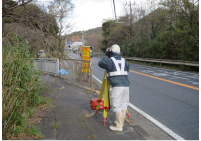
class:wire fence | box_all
[59,59,93,88]
[32,58,94,88]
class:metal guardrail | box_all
[93,53,105,58]
[124,57,199,67]
[91,53,199,67]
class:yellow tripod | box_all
[95,70,130,126]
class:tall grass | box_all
[2,33,47,139]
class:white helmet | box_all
[111,44,120,54]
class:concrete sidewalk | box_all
[38,74,173,140]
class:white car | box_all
[38,50,46,58]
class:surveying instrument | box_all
[90,70,130,126]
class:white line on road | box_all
[93,75,102,84]
[128,103,184,140]
[92,75,185,140]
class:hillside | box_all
[66,27,103,51]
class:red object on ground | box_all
[103,117,106,126]
[127,113,131,119]
[90,98,105,110]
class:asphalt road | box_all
[68,52,199,140]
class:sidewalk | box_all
[38,74,173,140]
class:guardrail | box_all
[92,53,199,67]
[93,53,105,58]
[124,57,199,67]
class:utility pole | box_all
[81,31,84,46]
[113,0,117,23]
[130,1,131,26]
[129,1,132,26]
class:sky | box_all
[34,0,154,34]
[70,0,127,33]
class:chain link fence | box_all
[59,59,93,88]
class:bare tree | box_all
[47,0,74,58]
[25,0,74,58]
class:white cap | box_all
[111,44,120,54]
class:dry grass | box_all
[80,110,95,120]
[28,101,55,125]
[6,132,44,140]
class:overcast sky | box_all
[35,0,157,34]
[70,0,127,33]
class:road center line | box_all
[92,75,185,140]
[129,70,199,91]
[92,60,198,91]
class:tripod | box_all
[95,70,130,125]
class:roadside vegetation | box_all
[99,0,198,62]
[2,0,74,139]
[2,33,53,139]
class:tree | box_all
[47,0,74,58]
[2,0,33,18]
[99,20,116,52]
[160,0,199,61]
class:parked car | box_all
[38,50,46,58]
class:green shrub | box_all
[2,33,46,139]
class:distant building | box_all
[72,36,80,43]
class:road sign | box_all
[82,46,90,73]
[67,41,71,45]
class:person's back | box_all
[98,44,130,132]
[98,54,129,87]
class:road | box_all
[67,52,199,140]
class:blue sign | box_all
[67,41,71,45]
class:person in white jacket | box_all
[98,44,130,132]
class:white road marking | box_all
[128,103,184,140]
[92,75,185,140]
[93,75,102,84]
[172,76,189,80]
[187,81,199,85]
